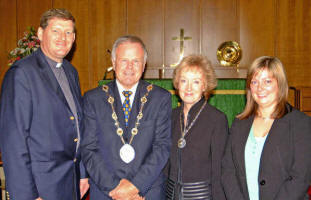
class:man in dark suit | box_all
[81,35,171,199]
[0,8,89,200]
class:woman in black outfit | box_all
[166,55,228,200]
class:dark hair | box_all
[173,55,217,99]
[40,8,76,32]
[111,35,148,64]
[237,56,288,119]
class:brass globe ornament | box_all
[217,41,242,66]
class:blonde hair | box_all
[173,55,217,99]
[237,56,288,119]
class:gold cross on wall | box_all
[171,29,192,67]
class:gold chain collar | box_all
[102,84,153,145]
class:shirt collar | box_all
[116,80,139,95]
[181,97,205,118]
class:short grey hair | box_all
[111,35,148,64]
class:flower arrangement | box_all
[8,26,40,66]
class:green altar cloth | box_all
[98,79,246,127]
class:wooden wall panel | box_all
[88,0,126,87]
[1,0,311,92]
[0,0,17,85]
[201,0,245,78]
[202,0,239,67]
[276,0,311,87]
[128,0,163,75]
[53,0,90,93]
[239,0,275,68]
[164,0,201,68]
[17,0,51,38]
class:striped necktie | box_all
[122,91,132,127]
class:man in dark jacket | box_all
[0,8,88,200]
[82,35,171,199]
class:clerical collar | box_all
[44,55,62,69]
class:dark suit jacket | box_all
[167,98,228,200]
[222,105,311,200]
[0,48,85,200]
[81,80,171,200]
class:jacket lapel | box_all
[110,81,127,133]
[128,80,145,130]
[259,117,289,173]
[235,116,254,176]
[36,48,71,111]
[232,116,254,200]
